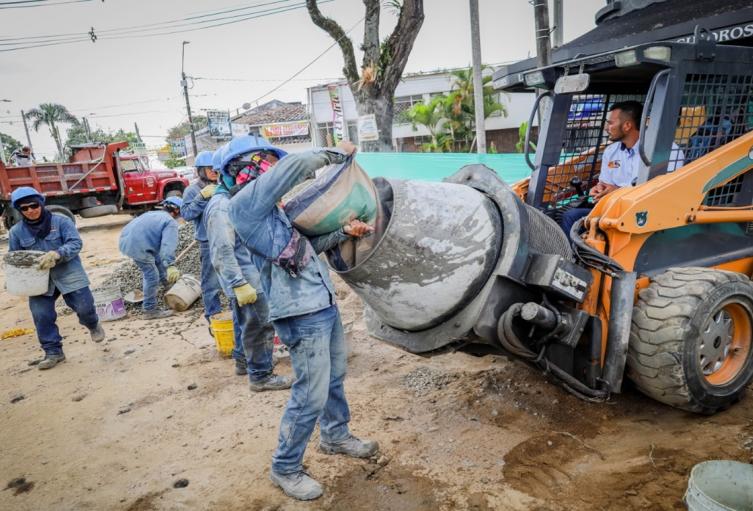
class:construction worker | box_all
[10,146,34,166]
[179,150,222,323]
[560,100,685,234]
[205,138,292,388]
[226,137,378,501]
[8,186,105,370]
[118,197,183,319]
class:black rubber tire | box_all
[78,204,118,218]
[628,267,753,414]
[3,209,21,230]
[46,205,76,225]
[165,189,183,198]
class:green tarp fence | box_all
[355,152,531,183]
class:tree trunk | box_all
[357,94,394,152]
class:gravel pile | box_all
[110,221,203,311]
[402,366,459,396]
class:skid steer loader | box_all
[334,29,753,413]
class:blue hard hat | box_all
[219,134,287,176]
[212,145,227,171]
[162,196,183,209]
[11,186,45,208]
[194,150,214,168]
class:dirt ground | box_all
[1,216,752,511]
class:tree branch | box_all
[306,0,360,85]
[362,0,381,69]
[381,0,425,94]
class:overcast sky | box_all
[0,0,605,158]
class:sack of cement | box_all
[283,158,385,269]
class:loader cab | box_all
[506,30,753,221]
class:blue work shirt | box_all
[203,192,263,297]
[9,213,90,296]
[118,210,178,268]
[228,148,350,321]
[180,180,210,243]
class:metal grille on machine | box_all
[541,94,645,215]
[674,73,753,206]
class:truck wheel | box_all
[79,205,118,218]
[165,189,183,198]
[3,209,21,230]
[628,267,753,414]
[47,205,76,225]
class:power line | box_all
[0,0,308,43]
[248,16,364,105]
[194,76,341,83]
[0,0,94,9]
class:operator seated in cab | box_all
[560,100,685,235]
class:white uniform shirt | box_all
[599,140,684,187]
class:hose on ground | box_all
[497,303,610,403]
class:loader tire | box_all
[628,267,753,414]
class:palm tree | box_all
[407,96,447,149]
[25,103,79,159]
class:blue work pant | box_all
[133,256,167,311]
[199,242,222,321]
[230,295,274,383]
[560,207,592,236]
[271,305,351,475]
[28,286,99,356]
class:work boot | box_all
[142,308,173,320]
[38,353,66,370]
[235,359,247,376]
[89,323,106,343]
[269,470,323,501]
[319,435,379,458]
[249,374,292,392]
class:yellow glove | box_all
[233,283,257,306]
[38,251,61,270]
[200,184,217,199]
[166,266,181,284]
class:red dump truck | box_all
[0,142,189,229]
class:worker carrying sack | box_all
[283,156,385,270]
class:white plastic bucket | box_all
[685,460,753,511]
[165,274,201,312]
[3,250,50,297]
[92,285,126,322]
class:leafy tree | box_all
[167,116,207,141]
[65,124,140,149]
[24,103,78,159]
[515,121,536,153]
[406,66,507,152]
[307,0,425,151]
[0,132,22,158]
[407,96,446,149]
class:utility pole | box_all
[0,134,6,164]
[551,0,564,48]
[181,40,197,157]
[134,122,143,143]
[83,117,92,143]
[21,110,33,153]
[533,0,552,68]
[469,0,486,154]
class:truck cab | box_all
[118,153,187,207]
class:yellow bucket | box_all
[210,312,234,358]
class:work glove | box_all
[200,184,217,199]
[38,251,61,270]
[233,283,257,306]
[166,266,181,285]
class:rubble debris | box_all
[173,478,189,488]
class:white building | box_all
[308,68,536,152]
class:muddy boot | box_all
[235,359,247,376]
[142,308,173,320]
[319,435,379,458]
[38,353,66,370]
[249,374,292,392]
[89,323,106,343]
[269,470,323,501]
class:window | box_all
[394,94,425,123]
